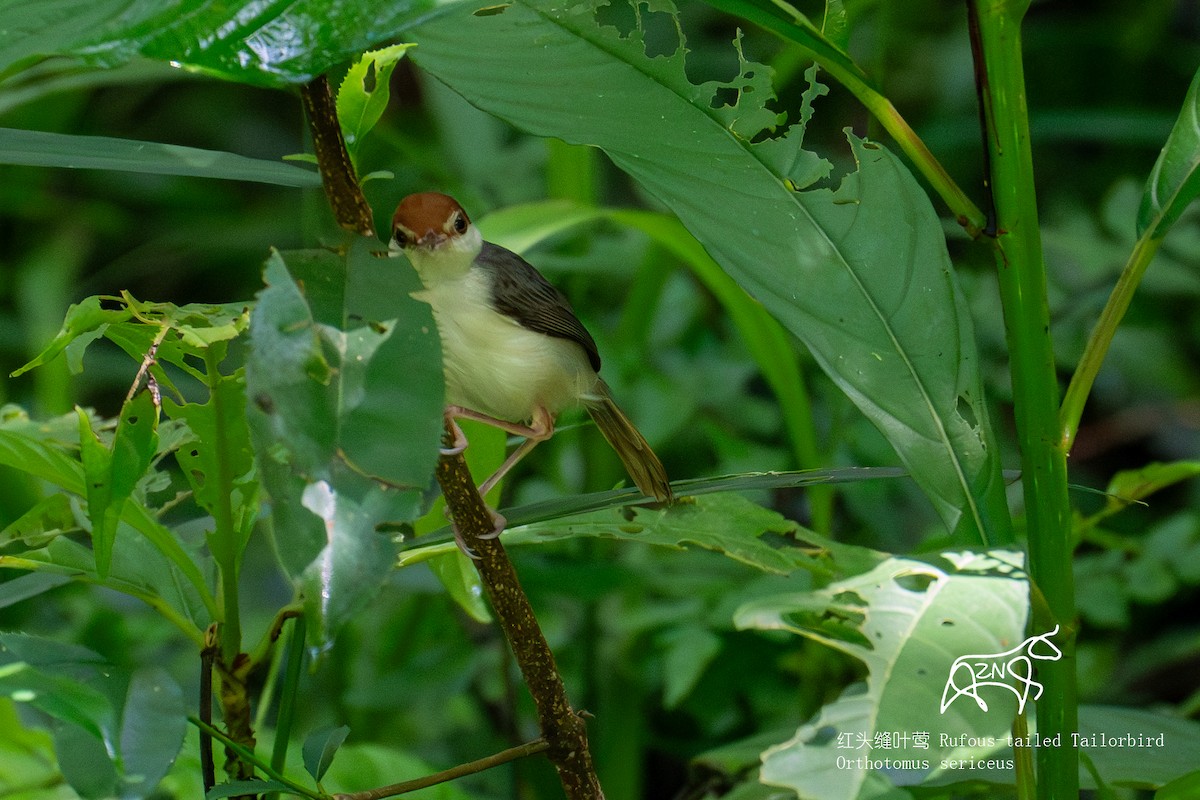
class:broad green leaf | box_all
[118,668,186,800]
[0,0,441,87]
[735,552,1029,800]
[164,371,259,575]
[246,238,443,642]
[76,391,159,579]
[409,0,1008,544]
[702,0,866,87]
[0,128,322,187]
[302,725,351,782]
[337,44,416,158]
[1138,67,1200,239]
[57,722,119,800]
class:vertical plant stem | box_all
[967,3,1078,799]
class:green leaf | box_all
[1075,707,1200,791]
[303,725,350,782]
[409,0,1008,544]
[735,551,1029,800]
[1138,67,1200,239]
[57,722,119,800]
[402,493,884,581]
[0,493,78,549]
[164,371,259,574]
[118,668,186,800]
[0,633,117,747]
[10,295,128,377]
[246,238,444,643]
[0,572,72,609]
[337,44,416,159]
[0,128,323,187]
[0,0,443,87]
[20,526,212,636]
[1105,460,1200,513]
[77,391,159,579]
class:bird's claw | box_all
[440,418,469,457]
[450,508,507,558]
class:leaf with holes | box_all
[409,0,1009,543]
[735,551,1030,799]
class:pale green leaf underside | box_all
[736,551,1029,800]
[410,0,1005,541]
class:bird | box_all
[388,192,673,508]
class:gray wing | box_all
[476,241,602,373]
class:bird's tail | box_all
[584,380,674,503]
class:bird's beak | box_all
[417,231,446,249]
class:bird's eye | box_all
[452,212,468,234]
[393,228,409,247]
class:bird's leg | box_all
[475,406,555,499]
[444,405,555,506]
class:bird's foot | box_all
[441,416,469,456]
[450,507,507,559]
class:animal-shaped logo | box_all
[940,626,1062,715]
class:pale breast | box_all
[416,270,598,423]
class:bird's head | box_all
[390,192,481,254]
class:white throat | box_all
[402,227,483,287]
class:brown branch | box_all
[436,423,605,799]
[334,739,550,800]
[299,76,375,236]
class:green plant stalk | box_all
[968,3,1077,798]
[1058,230,1163,452]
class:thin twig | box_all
[334,739,550,800]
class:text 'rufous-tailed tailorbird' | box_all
[388,192,673,506]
